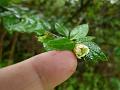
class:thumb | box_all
[30,51,77,89]
[0,51,77,90]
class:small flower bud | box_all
[38,35,47,42]
[74,44,89,59]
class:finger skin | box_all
[0,51,77,90]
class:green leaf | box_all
[43,37,75,51]
[0,0,10,6]
[76,36,95,43]
[0,0,21,6]
[2,14,47,35]
[2,15,19,34]
[37,32,55,43]
[70,24,89,40]
[10,0,22,4]
[83,42,107,61]
[55,23,69,37]
[1,6,50,35]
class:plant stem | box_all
[67,0,91,23]
[0,31,6,62]
[8,32,19,65]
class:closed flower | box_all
[74,44,89,59]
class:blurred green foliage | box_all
[0,0,120,90]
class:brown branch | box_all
[8,32,19,65]
[0,31,7,62]
[67,0,91,23]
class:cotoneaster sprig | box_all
[37,23,107,61]
[0,6,107,61]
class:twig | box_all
[8,32,19,65]
[0,31,6,62]
[67,0,91,23]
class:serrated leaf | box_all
[76,36,95,43]
[43,37,75,51]
[55,23,69,37]
[70,24,89,40]
[83,42,107,61]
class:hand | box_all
[0,51,77,90]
